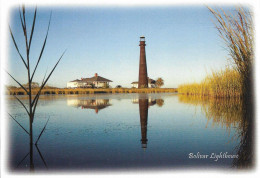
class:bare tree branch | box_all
[21,5,29,48]
[31,69,48,121]
[28,7,37,51]
[9,26,28,69]
[19,6,25,31]
[10,93,30,116]
[16,152,29,168]
[8,113,29,135]
[35,117,50,145]
[5,70,29,94]
[30,12,52,82]
[32,50,66,108]
[35,144,48,168]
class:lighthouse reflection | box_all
[139,98,149,149]
[133,95,164,149]
[66,95,164,149]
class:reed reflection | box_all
[14,131,48,171]
[234,96,253,168]
[8,113,49,171]
[67,98,111,114]
[178,95,253,168]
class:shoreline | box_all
[5,88,178,95]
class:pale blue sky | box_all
[8,6,236,88]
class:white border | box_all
[1,0,260,177]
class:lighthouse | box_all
[138,36,148,88]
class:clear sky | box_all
[8,5,235,88]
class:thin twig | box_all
[35,144,48,168]
[5,70,29,94]
[7,113,29,135]
[9,26,28,69]
[28,7,37,51]
[11,93,30,116]
[32,50,66,108]
[31,69,48,120]
[30,11,52,82]
[35,117,50,145]
[19,6,25,31]
[16,152,29,168]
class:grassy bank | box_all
[6,87,178,95]
[179,7,254,99]
[178,68,242,98]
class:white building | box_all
[67,73,112,88]
[67,79,82,88]
[131,78,156,88]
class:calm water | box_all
[7,93,245,171]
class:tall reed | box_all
[208,7,254,101]
[178,67,242,98]
[7,6,65,171]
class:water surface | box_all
[7,93,244,171]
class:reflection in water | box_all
[10,93,249,170]
[139,98,149,149]
[178,95,254,168]
[67,98,111,114]
[234,96,254,168]
[15,135,48,171]
[156,99,164,107]
[178,96,242,130]
[136,96,164,149]
[132,98,164,107]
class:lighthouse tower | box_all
[138,36,148,88]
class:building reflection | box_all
[132,97,164,107]
[67,98,111,114]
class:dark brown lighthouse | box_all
[138,36,148,88]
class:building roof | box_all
[69,74,112,83]
[131,81,138,84]
[81,104,111,111]
[82,76,112,82]
[131,78,156,84]
[69,79,81,82]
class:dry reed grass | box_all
[178,67,242,98]
[6,87,178,95]
[208,7,254,99]
[179,7,253,99]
